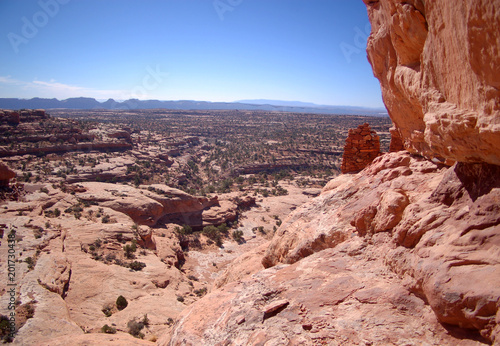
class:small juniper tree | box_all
[116,295,128,310]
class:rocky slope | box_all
[166,1,500,345]
[166,152,500,345]
[0,177,253,344]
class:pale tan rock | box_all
[0,186,188,345]
[75,182,232,227]
[13,268,84,345]
[167,238,482,346]
[33,254,71,296]
[354,189,410,235]
[262,152,439,269]
[364,0,500,165]
[214,242,268,289]
[200,198,238,227]
[34,332,155,345]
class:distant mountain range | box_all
[0,97,388,116]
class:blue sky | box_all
[0,0,384,108]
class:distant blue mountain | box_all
[0,97,388,116]
[237,99,388,115]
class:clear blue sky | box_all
[0,0,384,108]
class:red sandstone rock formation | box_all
[0,110,20,125]
[389,125,404,152]
[75,182,237,228]
[340,123,380,173]
[364,0,500,165]
[0,142,133,158]
[0,160,16,187]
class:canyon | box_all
[166,0,500,345]
[0,0,499,345]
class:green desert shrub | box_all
[116,295,128,310]
[101,324,116,334]
[129,261,146,271]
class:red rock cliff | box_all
[364,0,500,165]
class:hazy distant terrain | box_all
[0,97,388,116]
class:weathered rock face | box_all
[165,1,500,344]
[168,241,473,346]
[364,0,500,165]
[340,123,380,173]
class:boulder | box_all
[0,160,16,187]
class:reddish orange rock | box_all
[340,123,381,173]
[0,160,16,187]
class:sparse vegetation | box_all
[129,261,146,271]
[0,108,393,343]
[123,240,137,259]
[127,319,145,339]
[232,230,244,243]
[0,315,12,343]
[25,256,35,270]
[102,304,113,317]
[116,295,128,310]
[101,324,116,334]
[194,287,207,297]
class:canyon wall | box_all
[364,0,500,165]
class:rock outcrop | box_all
[364,0,500,165]
[389,125,404,152]
[0,142,133,158]
[340,123,380,173]
[75,182,236,228]
[0,110,20,125]
[169,151,500,344]
[0,109,49,125]
[0,161,16,187]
